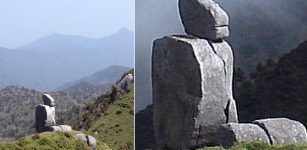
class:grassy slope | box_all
[0,131,110,150]
[199,142,307,150]
[83,84,134,150]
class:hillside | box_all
[0,28,133,91]
[0,86,80,141]
[0,132,110,150]
[75,70,134,150]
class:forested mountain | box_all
[234,40,307,124]
[0,28,133,91]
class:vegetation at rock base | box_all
[199,142,307,150]
[0,131,110,150]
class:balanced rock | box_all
[59,125,72,132]
[152,35,237,149]
[179,0,229,40]
[50,125,72,132]
[253,118,307,145]
[217,123,271,148]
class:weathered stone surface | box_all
[179,0,229,40]
[116,73,133,92]
[253,118,307,145]
[216,123,270,148]
[35,104,56,133]
[152,35,237,149]
[73,134,97,149]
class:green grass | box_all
[0,131,110,150]
[199,142,307,150]
[83,85,134,150]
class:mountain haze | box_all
[0,28,133,91]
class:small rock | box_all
[50,126,62,132]
[87,135,97,149]
[59,125,72,132]
[73,133,87,143]
[73,134,97,149]
[253,118,307,145]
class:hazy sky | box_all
[0,0,134,48]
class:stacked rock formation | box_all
[152,0,307,149]
[35,94,72,133]
[35,94,97,149]
[35,94,57,133]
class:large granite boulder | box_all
[179,0,229,40]
[35,104,56,133]
[217,123,271,148]
[253,118,307,145]
[152,35,237,149]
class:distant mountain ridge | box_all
[58,65,131,102]
[0,28,133,91]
